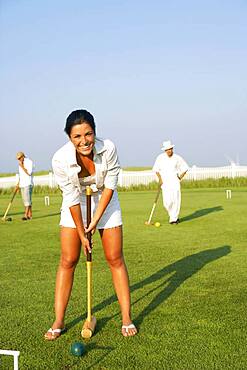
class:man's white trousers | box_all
[162,187,181,223]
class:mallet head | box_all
[81,316,97,339]
[1,217,12,222]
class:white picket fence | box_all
[1,165,247,189]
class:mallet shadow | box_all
[180,206,223,223]
[67,245,231,332]
[2,211,23,217]
[3,211,60,219]
[32,212,60,219]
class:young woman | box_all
[45,109,137,339]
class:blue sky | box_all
[0,0,246,173]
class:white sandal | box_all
[121,323,137,337]
[44,327,66,341]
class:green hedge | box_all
[0,185,61,196]
[119,177,247,191]
[182,177,247,188]
[1,177,246,195]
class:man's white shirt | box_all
[18,158,34,187]
[152,153,188,189]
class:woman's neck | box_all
[76,152,95,177]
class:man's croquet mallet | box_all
[2,186,19,221]
[81,186,97,338]
[145,186,161,225]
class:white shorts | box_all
[59,190,122,229]
[20,185,33,206]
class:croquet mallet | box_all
[81,186,97,338]
[145,186,161,225]
[2,186,19,221]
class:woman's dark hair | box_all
[64,109,96,136]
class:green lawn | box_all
[0,189,247,369]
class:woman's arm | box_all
[52,154,91,254]
[86,188,113,233]
[84,140,118,232]
[102,140,120,190]
[52,155,81,208]
[69,204,91,255]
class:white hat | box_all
[161,140,174,151]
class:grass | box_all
[0,170,50,178]
[122,167,152,171]
[0,189,247,369]
[0,173,16,178]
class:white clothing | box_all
[18,158,34,188]
[52,138,120,210]
[79,174,96,187]
[20,185,33,206]
[152,152,188,222]
[60,190,122,229]
[153,153,188,190]
[162,187,181,223]
[52,137,122,229]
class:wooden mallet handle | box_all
[81,185,96,338]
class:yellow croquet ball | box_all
[154,222,160,227]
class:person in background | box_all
[152,140,189,224]
[44,109,137,340]
[16,151,34,220]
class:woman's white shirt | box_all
[52,137,120,209]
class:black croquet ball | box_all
[70,342,85,357]
[7,217,12,221]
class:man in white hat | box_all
[152,140,188,224]
[16,151,34,220]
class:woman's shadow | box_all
[132,245,230,326]
[67,245,231,331]
[180,206,223,223]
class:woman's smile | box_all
[70,123,95,156]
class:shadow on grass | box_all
[2,211,60,219]
[66,315,113,335]
[67,245,231,332]
[32,212,60,219]
[180,206,223,223]
[133,245,231,326]
[2,211,23,217]
[84,343,115,370]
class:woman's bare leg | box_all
[99,226,137,336]
[45,227,81,338]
